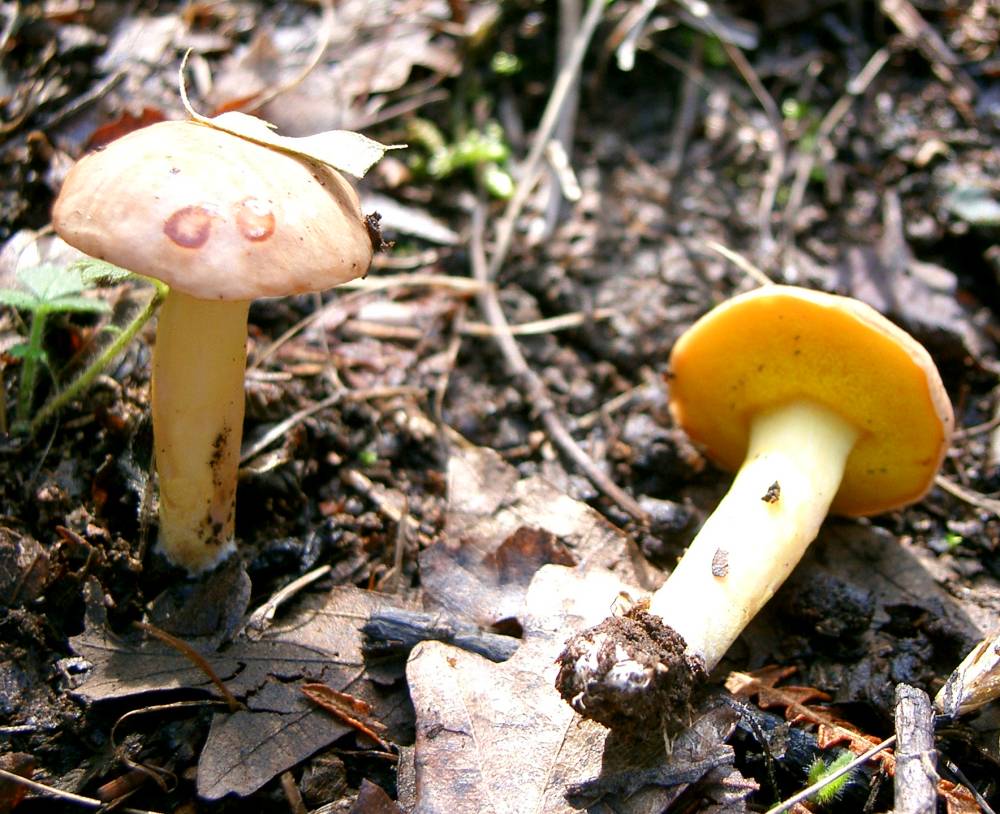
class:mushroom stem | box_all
[649,399,859,669]
[151,289,250,572]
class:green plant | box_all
[407,118,514,199]
[0,259,166,434]
[806,750,856,805]
[944,531,964,550]
[0,261,111,428]
[490,51,523,76]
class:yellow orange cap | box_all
[668,286,954,516]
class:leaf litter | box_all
[67,573,415,799]
[404,564,755,814]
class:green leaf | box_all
[43,295,111,315]
[72,258,135,287]
[17,263,85,301]
[481,163,514,199]
[7,343,47,365]
[0,289,42,311]
[4,263,113,316]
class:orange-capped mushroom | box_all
[557,285,953,729]
[53,120,373,572]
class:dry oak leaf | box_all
[68,579,410,800]
[726,668,980,814]
[404,565,691,814]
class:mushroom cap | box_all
[668,285,953,516]
[52,120,373,301]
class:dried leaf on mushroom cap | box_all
[178,51,404,180]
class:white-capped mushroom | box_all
[53,120,374,572]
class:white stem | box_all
[648,400,859,669]
[151,290,250,572]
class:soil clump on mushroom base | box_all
[555,606,707,731]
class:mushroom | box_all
[52,120,373,572]
[556,285,953,729]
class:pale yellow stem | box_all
[151,290,250,572]
[649,400,859,669]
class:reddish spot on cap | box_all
[164,205,215,248]
[234,197,275,242]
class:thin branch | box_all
[470,204,648,523]
[540,0,585,240]
[461,307,617,337]
[662,35,704,190]
[486,0,606,280]
[934,475,1000,518]
[249,274,483,370]
[242,564,332,636]
[0,767,166,814]
[765,736,897,814]
[781,47,891,246]
[702,240,774,287]
[239,385,424,464]
[720,39,786,261]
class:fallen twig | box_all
[703,240,774,287]
[894,685,938,814]
[462,307,617,337]
[781,47,891,246]
[0,767,166,814]
[934,474,1000,518]
[239,385,425,464]
[765,736,897,814]
[719,39,786,262]
[486,0,606,280]
[470,203,648,523]
[879,0,976,118]
[249,274,484,370]
[463,0,647,522]
[662,35,704,193]
[243,565,333,636]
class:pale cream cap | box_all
[53,120,373,301]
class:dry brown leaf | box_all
[68,579,412,800]
[179,53,401,178]
[935,626,1000,716]
[420,439,648,629]
[350,778,403,814]
[404,565,722,814]
[301,683,390,750]
[726,668,981,814]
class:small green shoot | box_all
[781,98,808,122]
[0,262,112,428]
[805,750,855,805]
[358,448,378,467]
[703,35,728,68]
[407,118,514,199]
[490,51,523,76]
[0,259,168,435]
[944,531,964,551]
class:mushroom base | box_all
[555,607,707,732]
